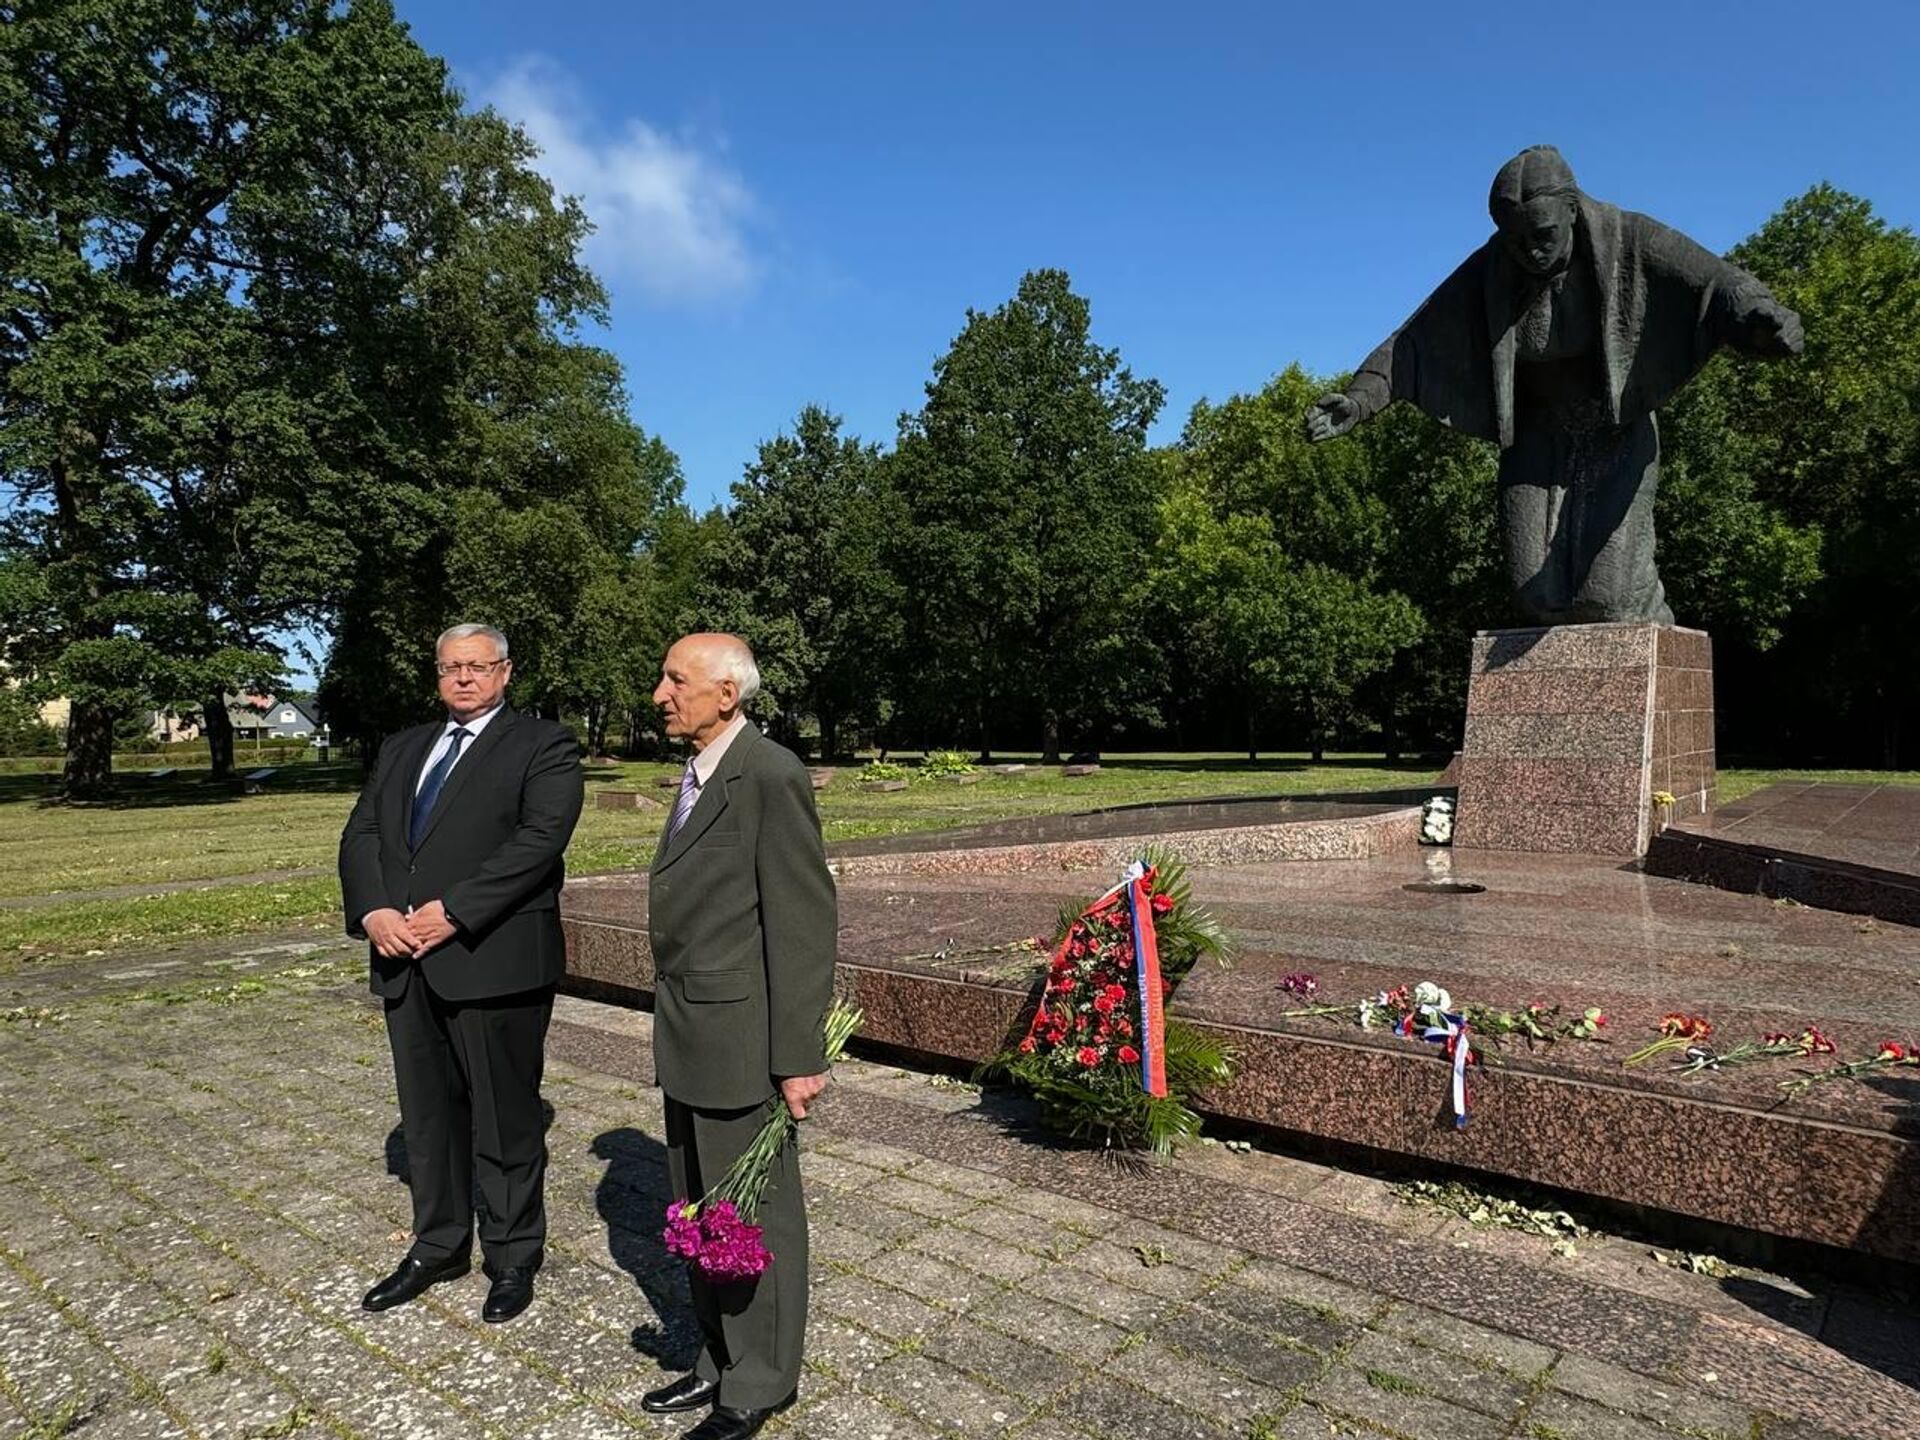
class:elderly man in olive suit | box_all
[639,633,837,1440]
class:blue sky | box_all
[398,0,1920,512]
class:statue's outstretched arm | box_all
[1303,333,1400,442]
[1719,278,1805,358]
[1303,246,1491,445]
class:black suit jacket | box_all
[338,708,585,1001]
[647,723,838,1109]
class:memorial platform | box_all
[562,793,1920,1264]
[1647,780,1920,927]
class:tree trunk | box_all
[62,699,116,800]
[1309,696,1326,764]
[1381,658,1405,762]
[1246,708,1257,762]
[1040,708,1061,766]
[204,696,236,778]
[819,710,839,764]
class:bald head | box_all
[653,632,760,748]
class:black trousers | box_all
[665,1095,808,1409]
[384,973,554,1272]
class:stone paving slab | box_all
[0,935,1908,1439]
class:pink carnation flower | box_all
[662,1198,772,1283]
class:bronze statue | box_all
[1305,145,1803,625]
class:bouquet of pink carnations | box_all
[663,1002,862,1282]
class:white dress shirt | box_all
[683,712,749,803]
[415,703,505,793]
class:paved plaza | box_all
[2,931,1917,1439]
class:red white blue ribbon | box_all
[1120,860,1169,1099]
[1420,1010,1471,1128]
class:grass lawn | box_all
[2,754,1916,967]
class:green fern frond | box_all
[1164,1020,1236,1091]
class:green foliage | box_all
[1663,185,1920,763]
[0,688,60,753]
[1154,366,1450,756]
[0,0,674,786]
[918,749,976,779]
[891,269,1165,760]
[695,406,904,758]
[980,1020,1233,1156]
[858,760,912,782]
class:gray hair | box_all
[710,635,761,704]
[436,623,510,660]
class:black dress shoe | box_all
[640,1372,719,1414]
[481,1266,536,1323]
[681,1391,796,1440]
[361,1253,470,1312]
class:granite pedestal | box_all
[1454,622,1714,857]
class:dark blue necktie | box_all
[409,727,470,848]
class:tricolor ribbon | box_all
[1420,1009,1471,1128]
[1120,860,1169,1098]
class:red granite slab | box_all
[1649,782,1920,926]
[563,840,1920,1261]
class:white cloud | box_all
[484,57,758,305]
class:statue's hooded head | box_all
[1489,145,1580,278]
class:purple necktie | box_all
[666,760,699,841]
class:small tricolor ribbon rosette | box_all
[1421,1009,1473,1128]
[1408,982,1472,1127]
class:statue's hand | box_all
[1304,392,1360,443]
[1743,296,1805,357]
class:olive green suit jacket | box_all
[647,723,838,1110]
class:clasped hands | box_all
[363,901,458,960]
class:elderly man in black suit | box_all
[339,622,584,1323]
[639,632,837,1440]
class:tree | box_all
[0,0,649,787]
[697,406,902,758]
[0,1,441,789]
[1150,476,1422,760]
[1660,185,1920,762]
[892,269,1165,761]
[1170,367,1432,756]
[1352,400,1505,756]
[0,687,60,755]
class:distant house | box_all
[153,693,322,743]
[230,693,321,740]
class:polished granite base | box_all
[1647,781,1920,927]
[562,824,1920,1262]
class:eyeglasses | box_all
[435,661,506,677]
